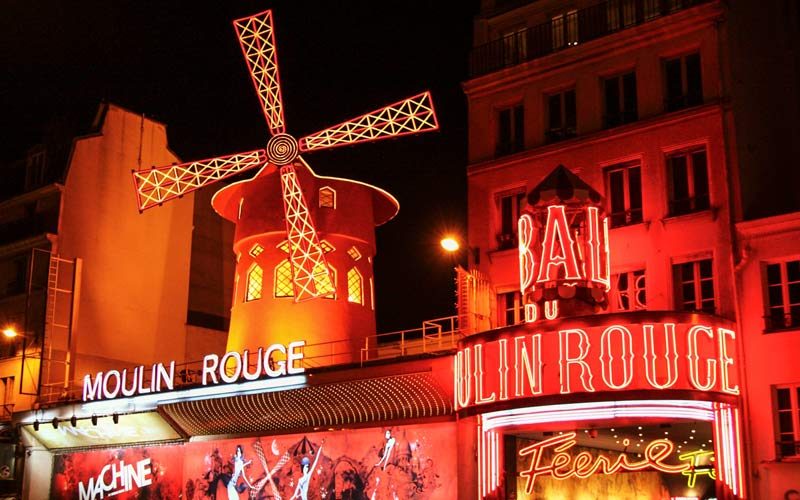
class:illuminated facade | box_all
[2,2,799,500]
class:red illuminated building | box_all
[1,2,799,500]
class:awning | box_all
[161,371,452,436]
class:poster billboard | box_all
[51,421,456,500]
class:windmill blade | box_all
[234,10,286,135]
[133,150,268,211]
[298,91,438,152]
[279,165,336,301]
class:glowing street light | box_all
[440,237,460,253]
[2,328,18,339]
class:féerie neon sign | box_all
[518,432,713,494]
[82,340,305,402]
[454,318,739,410]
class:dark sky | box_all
[2,1,479,332]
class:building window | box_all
[274,260,294,298]
[314,263,336,299]
[0,376,14,418]
[245,263,264,302]
[673,258,715,313]
[551,10,578,50]
[502,27,527,67]
[664,52,702,111]
[606,0,638,30]
[496,190,526,250]
[498,291,524,327]
[249,243,264,257]
[667,148,709,216]
[605,162,643,227]
[603,72,638,128]
[612,270,646,311]
[765,260,800,331]
[347,246,362,261]
[775,385,800,458]
[347,268,363,305]
[496,104,524,157]
[546,89,576,143]
[319,186,336,208]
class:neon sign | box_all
[518,204,610,323]
[82,340,306,402]
[518,432,713,494]
[454,316,739,411]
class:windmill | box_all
[132,9,438,302]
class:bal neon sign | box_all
[518,432,713,494]
[82,340,306,402]
[518,205,610,322]
[454,317,739,410]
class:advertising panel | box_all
[50,421,456,500]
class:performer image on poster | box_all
[375,430,396,470]
[292,444,323,500]
[228,445,253,500]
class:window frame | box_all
[672,257,716,313]
[773,384,800,459]
[602,71,638,128]
[494,188,527,251]
[663,52,703,112]
[496,103,525,157]
[610,269,647,312]
[245,263,264,302]
[347,267,364,305]
[545,88,577,143]
[604,161,643,227]
[319,186,336,209]
[763,259,800,332]
[666,146,710,217]
[498,290,525,327]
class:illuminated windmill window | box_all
[274,260,294,298]
[319,186,336,208]
[245,263,264,301]
[314,264,336,299]
[347,246,362,261]
[277,240,291,254]
[249,243,265,257]
[320,240,336,254]
[347,268,363,305]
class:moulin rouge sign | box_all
[454,316,739,410]
[82,340,306,402]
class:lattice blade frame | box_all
[298,91,438,152]
[279,165,336,301]
[234,10,286,134]
[132,150,268,211]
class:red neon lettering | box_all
[474,344,496,404]
[558,329,596,394]
[687,325,718,391]
[536,205,581,283]
[518,213,536,295]
[519,432,689,494]
[642,323,679,389]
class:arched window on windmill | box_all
[347,268,363,305]
[245,263,264,302]
[274,260,294,298]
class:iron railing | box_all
[36,315,464,403]
[469,0,710,78]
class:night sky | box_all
[2,1,479,332]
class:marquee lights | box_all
[476,400,742,499]
[454,320,739,411]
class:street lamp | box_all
[440,236,460,253]
[2,328,18,339]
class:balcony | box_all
[469,0,710,78]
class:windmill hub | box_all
[267,133,299,166]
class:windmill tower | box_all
[132,10,438,364]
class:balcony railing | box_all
[469,0,710,78]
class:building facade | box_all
[1,2,799,499]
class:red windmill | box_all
[132,9,438,303]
